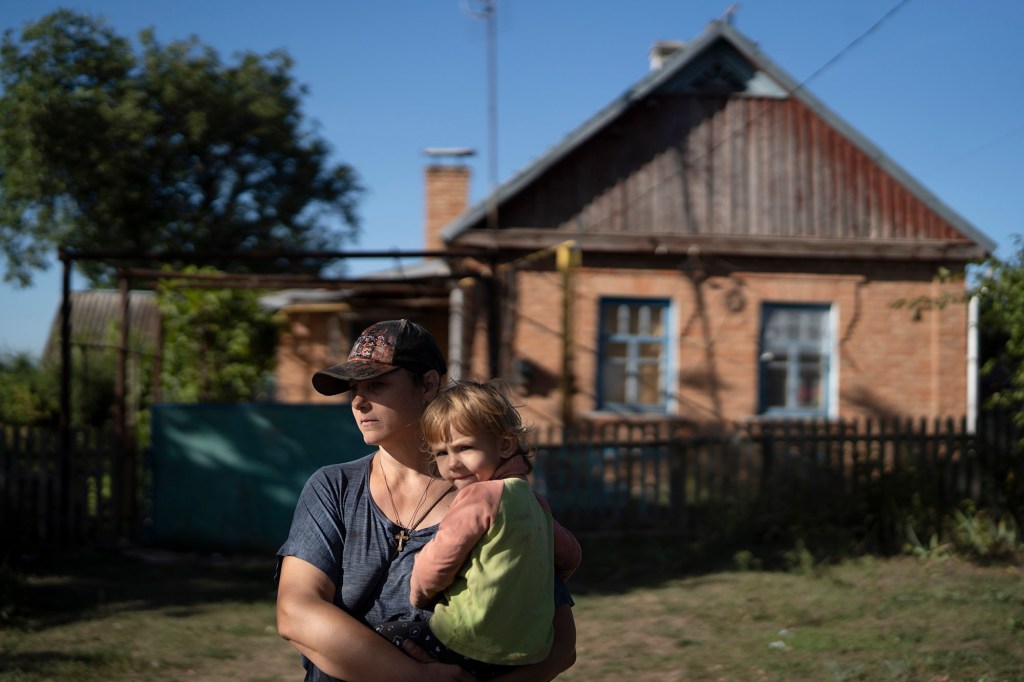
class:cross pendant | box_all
[395,529,410,552]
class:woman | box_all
[276,319,576,681]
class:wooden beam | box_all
[452,230,988,262]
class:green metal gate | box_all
[150,403,367,553]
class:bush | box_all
[946,501,1023,564]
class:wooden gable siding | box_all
[497,94,965,247]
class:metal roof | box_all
[43,290,160,360]
[258,258,453,310]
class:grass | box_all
[1,542,1022,681]
[564,537,1024,681]
[0,549,295,681]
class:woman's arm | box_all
[491,605,577,681]
[276,555,476,682]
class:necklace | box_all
[379,456,446,551]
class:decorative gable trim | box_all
[657,41,786,98]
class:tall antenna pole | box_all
[464,0,502,380]
[486,0,497,230]
[465,0,498,230]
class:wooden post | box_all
[557,243,581,426]
[58,254,73,543]
[115,274,137,541]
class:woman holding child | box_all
[275,319,578,681]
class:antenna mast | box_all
[464,0,498,230]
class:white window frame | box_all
[597,297,672,413]
[757,302,837,418]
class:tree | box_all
[156,267,280,403]
[0,339,145,429]
[0,9,362,286]
[0,351,57,425]
[976,239,1024,425]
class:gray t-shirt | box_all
[277,453,437,681]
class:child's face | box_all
[429,426,515,490]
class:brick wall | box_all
[425,165,470,251]
[507,261,969,427]
[274,312,352,403]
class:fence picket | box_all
[3,411,1022,550]
[539,412,1021,537]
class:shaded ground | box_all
[2,544,1022,681]
[1,548,301,681]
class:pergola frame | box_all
[55,246,497,540]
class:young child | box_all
[375,380,582,680]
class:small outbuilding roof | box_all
[43,290,160,362]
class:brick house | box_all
[271,20,995,429]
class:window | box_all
[598,298,670,412]
[758,303,833,416]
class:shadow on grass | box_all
[0,650,125,678]
[0,518,885,634]
[1,547,278,633]
[4,538,741,634]
[568,521,872,597]
[569,533,731,596]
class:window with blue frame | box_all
[758,303,832,416]
[598,298,670,412]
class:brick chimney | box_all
[424,148,474,251]
[648,40,685,70]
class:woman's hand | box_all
[402,640,479,681]
[400,638,435,663]
[418,662,480,682]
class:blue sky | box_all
[2,0,1022,357]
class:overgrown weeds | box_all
[906,500,1024,564]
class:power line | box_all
[796,0,914,90]
[942,121,1024,166]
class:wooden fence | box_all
[2,411,1021,551]
[533,412,1023,541]
[0,425,139,550]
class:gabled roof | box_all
[442,20,996,255]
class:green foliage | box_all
[156,267,280,403]
[945,501,1023,564]
[904,525,951,561]
[905,501,1024,564]
[888,266,966,318]
[0,352,57,425]
[0,340,146,429]
[1,271,277,425]
[976,239,1024,426]
[0,9,363,287]
[62,347,118,428]
[781,538,819,575]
